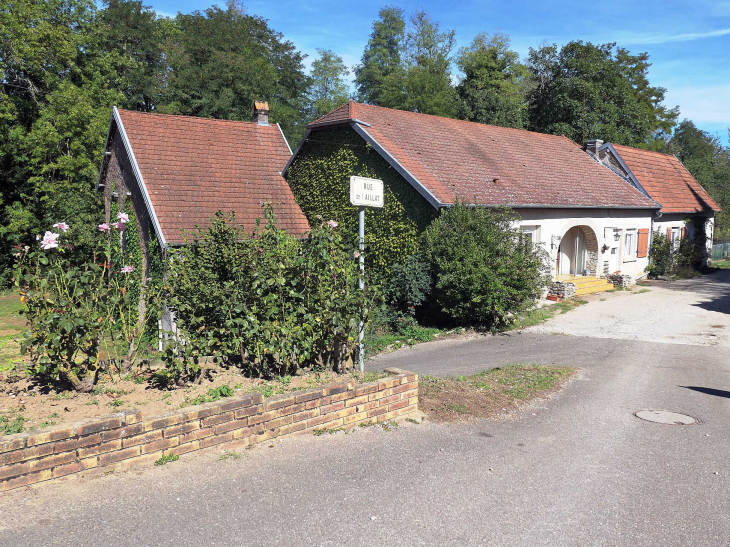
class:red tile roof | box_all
[308,102,659,209]
[610,144,721,214]
[116,109,309,245]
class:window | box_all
[624,230,636,257]
[670,228,681,250]
[521,225,538,245]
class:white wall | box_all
[654,213,714,255]
[515,208,655,280]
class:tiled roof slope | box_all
[611,144,721,214]
[309,102,659,209]
[117,109,309,244]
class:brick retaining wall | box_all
[0,368,418,492]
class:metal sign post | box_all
[349,176,384,372]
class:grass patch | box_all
[365,324,448,356]
[711,259,730,270]
[419,364,577,423]
[508,299,587,331]
[219,450,241,461]
[181,384,234,407]
[0,412,26,435]
[154,452,180,466]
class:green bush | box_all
[646,231,673,278]
[421,204,550,329]
[163,208,365,382]
[647,220,708,278]
[382,255,431,328]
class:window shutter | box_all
[682,226,688,239]
[637,228,649,258]
[667,228,672,240]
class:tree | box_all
[307,49,350,120]
[402,10,457,117]
[354,6,407,109]
[455,32,528,129]
[159,1,310,142]
[526,41,678,146]
[663,120,730,237]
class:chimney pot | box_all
[253,101,269,125]
[584,139,604,155]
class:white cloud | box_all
[618,27,730,45]
[665,84,730,125]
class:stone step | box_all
[575,282,614,295]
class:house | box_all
[586,141,720,256]
[97,103,309,339]
[285,101,661,296]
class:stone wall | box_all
[607,274,633,288]
[0,369,419,492]
[548,281,577,299]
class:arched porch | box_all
[555,225,599,278]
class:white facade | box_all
[653,213,715,255]
[515,208,655,280]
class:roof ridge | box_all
[117,109,269,127]
[611,143,676,158]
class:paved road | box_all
[2,273,729,546]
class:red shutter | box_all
[667,228,672,240]
[637,228,649,258]
[682,226,688,239]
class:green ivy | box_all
[286,127,437,275]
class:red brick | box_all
[367,407,388,419]
[294,390,323,404]
[28,451,77,473]
[123,410,143,425]
[280,421,307,436]
[51,457,97,479]
[324,382,350,396]
[76,415,124,436]
[0,435,27,453]
[174,441,200,455]
[306,414,332,428]
[144,414,181,432]
[1,469,51,491]
[378,394,400,407]
[319,401,345,415]
[388,399,410,412]
[345,395,369,408]
[354,384,378,397]
[78,439,122,458]
[141,436,179,454]
[122,430,162,448]
[213,419,249,435]
[98,446,141,467]
[201,412,233,428]
[219,393,261,413]
[180,427,214,443]
[0,461,28,480]
[291,409,319,423]
[200,432,234,449]
[101,423,145,442]
[265,394,297,411]
[1,442,54,466]
[163,421,200,438]
[179,405,219,422]
[25,426,75,447]
[247,410,278,427]
[55,434,101,454]
[264,415,293,431]
[234,404,265,420]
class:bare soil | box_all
[418,365,577,423]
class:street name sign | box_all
[349,176,384,208]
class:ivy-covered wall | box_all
[286,126,438,274]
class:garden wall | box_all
[0,369,418,492]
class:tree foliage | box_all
[306,49,350,121]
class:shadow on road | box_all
[652,269,730,315]
[680,386,730,399]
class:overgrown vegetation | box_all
[646,220,710,279]
[162,209,365,383]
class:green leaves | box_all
[164,209,365,380]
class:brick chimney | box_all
[584,139,604,156]
[253,101,269,125]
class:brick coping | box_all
[0,368,418,492]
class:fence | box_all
[711,239,730,260]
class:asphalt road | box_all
[2,273,729,546]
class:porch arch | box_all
[555,224,600,277]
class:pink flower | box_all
[98,223,110,232]
[52,222,70,232]
[35,234,41,241]
[353,251,361,258]
[326,220,338,229]
[40,231,59,250]
[117,212,129,224]
[112,222,125,231]
[120,265,135,274]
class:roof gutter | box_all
[450,203,660,210]
[111,106,168,249]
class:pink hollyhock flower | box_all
[120,265,135,274]
[52,222,70,232]
[326,220,338,229]
[40,231,59,250]
[117,212,129,223]
[112,222,125,231]
[98,223,110,232]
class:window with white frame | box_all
[521,225,539,245]
[624,229,636,257]
[670,227,681,250]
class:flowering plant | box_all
[14,216,144,391]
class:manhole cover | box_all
[634,410,698,425]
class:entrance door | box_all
[559,227,587,275]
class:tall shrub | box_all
[163,210,365,382]
[422,204,550,329]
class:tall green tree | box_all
[402,10,457,117]
[663,120,730,236]
[354,6,407,109]
[455,32,528,129]
[306,49,350,120]
[159,1,310,141]
[526,41,678,146]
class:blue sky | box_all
[148,0,730,144]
